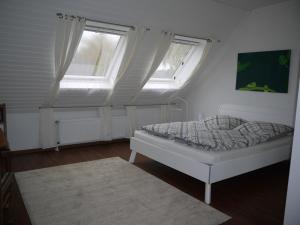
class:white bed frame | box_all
[129,104,294,204]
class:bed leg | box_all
[129,150,137,163]
[205,183,211,204]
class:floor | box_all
[10,141,290,225]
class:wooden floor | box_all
[10,141,290,225]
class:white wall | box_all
[7,113,40,150]
[185,1,300,120]
[6,106,183,151]
[284,78,300,225]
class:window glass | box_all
[151,42,192,79]
[65,30,120,77]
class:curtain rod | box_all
[56,13,151,31]
[56,13,135,30]
[86,18,151,31]
[39,103,175,109]
[175,33,220,43]
[87,18,136,31]
[56,14,218,40]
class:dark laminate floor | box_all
[10,141,290,225]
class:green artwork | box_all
[236,50,291,93]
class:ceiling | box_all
[212,0,290,11]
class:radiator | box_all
[57,118,101,145]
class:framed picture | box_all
[236,50,291,93]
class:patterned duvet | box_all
[142,115,293,151]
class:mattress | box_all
[134,130,293,165]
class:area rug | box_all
[15,157,230,225]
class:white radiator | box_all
[57,118,101,145]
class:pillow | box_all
[142,122,183,139]
[203,115,247,130]
[234,121,293,139]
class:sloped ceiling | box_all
[0,0,247,112]
[212,0,290,11]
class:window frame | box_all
[144,35,207,90]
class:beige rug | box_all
[15,157,230,225]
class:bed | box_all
[129,104,294,204]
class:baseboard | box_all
[9,147,54,156]
[9,138,129,156]
[59,138,129,150]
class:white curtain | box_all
[141,32,173,88]
[105,27,146,103]
[160,105,170,123]
[98,106,112,141]
[48,15,86,105]
[39,108,56,149]
[114,27,146,83]
[126,106,137,137]
[131,32,173,102]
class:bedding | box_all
[203,115,246,130]
[142,120,293,151]
[142,115,246,138]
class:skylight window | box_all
[65,31,120,77]
[143,35,208,90]
[60,21,130,89]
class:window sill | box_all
[142,79,179,90]
[60,75,112,89]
